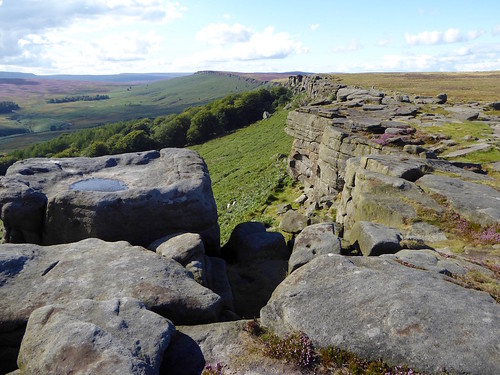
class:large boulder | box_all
[17,298,175,375]
[288,223,341,273]
[0,148,220,254]
[261,254,500,375]
[0,239,223,373]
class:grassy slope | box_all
[0,73,266,152]
[335,71,500,103]
[189,109,293,244]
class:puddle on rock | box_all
[69,178,128,192]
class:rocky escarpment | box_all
[1,75,499,374]
[0,148,220,253]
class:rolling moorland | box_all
[0,71,499,374]
[0,71,275,151]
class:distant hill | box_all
[0,71,270,152]
[0,71,189,83]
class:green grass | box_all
[189,109,293,244]
[0,72,267,152]
[421,121,493,143]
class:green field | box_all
[189,109,294,244]
[0,72,267,152]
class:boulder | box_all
[436,93,447,104]
[488,101,500,110]
[0,239,223,373]
[0,148,220,254]
[288,223,341,273]
[446,106,480,121]
[261,254,500,375]
[222,222,289,263]
[280,210,307,234]
[416,174,500,226]
[222,222,288,318]
[17,298,175,375]
[162,320,302,374]
[348,221,402,256]
[150,232,208,285]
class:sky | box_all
[0,0,499,75]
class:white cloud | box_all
[196,23,252,45]
[331,39,361,53]
[0,0,186,73]
[493,24,500,36]
[311,24,320,31]
[443,28,462,43]
[176,26,307,69]
[405,28,483,45]
[467,30,484,40]
[454,47,471,56]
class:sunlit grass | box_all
[190,109,293,244]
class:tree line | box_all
[0,86,291,174]
[47,94,110,104]
[0,101,20,114]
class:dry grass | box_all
[333,71,500,103]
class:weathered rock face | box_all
[348,221,402,256]
[335,154,498,236]
[0,238,223,373]
[17,298,175,375]
[285,108,404,200]
[0,148,220,253]
[261,253,500,375]
[288,222,341,273]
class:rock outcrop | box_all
[0,238,223,373]
[0,148,220,254]
[261,253,500,375]
[17,298,175,375]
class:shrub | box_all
[263,331,316,369]
[202,362,224,375]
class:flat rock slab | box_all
[416,174,500,225]
[261,254,500,375]
[0,238,222,373]
[162,320,303,375]
[18,298,175,375]
[443,143,491,158]
[0,148,219,252]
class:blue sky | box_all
[0,0,499,74]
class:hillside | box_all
[190,109,293,243]
[0,71,268,152]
